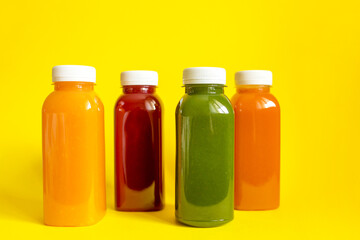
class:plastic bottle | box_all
[232,70,280,210]
[175,67,234,227]
[114,71,163,211]
[42,65,106,226]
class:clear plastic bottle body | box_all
[175,84,234,227]
[42,82,106,226]
[232,85,280,210]
[114,85,163,211]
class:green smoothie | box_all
[175,84,234,227]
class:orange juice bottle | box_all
[42,65,106,226]
[232,70,280,210]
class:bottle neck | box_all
[236,85,270,93]
[122,85,156,94]
[185,84,225,95]
[54,82,94,91]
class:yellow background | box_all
[0,0,359,238]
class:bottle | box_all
[114,71,163,211]
[232,70,280,210]
[42,65,106,226]
[175,67,234,227]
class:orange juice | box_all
[42,65,106,226]
[232,70,280,210]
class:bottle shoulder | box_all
[231,92,280,111]
[115,93,162,112]
[42,90,103,113]
[177,94,234,116]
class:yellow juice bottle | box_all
[42,65,106,226]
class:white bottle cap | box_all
[121,71,158,86]
[52,65,96,83]
[235,70,272,86]
[183,67,226,85]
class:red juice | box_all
[114,71,163,211]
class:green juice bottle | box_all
[175,67,234,227]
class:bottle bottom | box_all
[116,204,164,212]
[44,210,106,227]
[176,216,233,228]
[235,205,279,211]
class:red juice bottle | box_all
[115,71,163,211]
